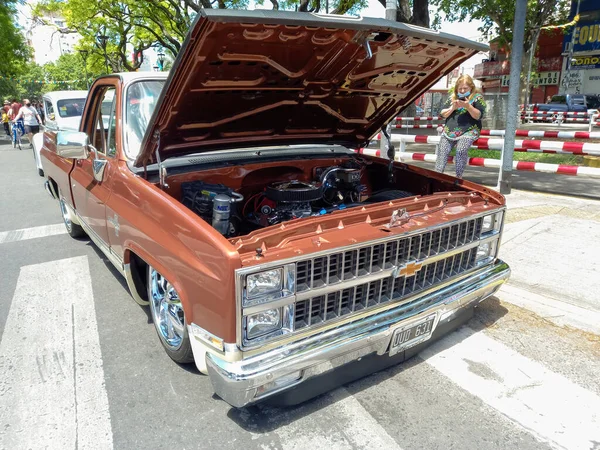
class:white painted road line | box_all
[0,223,66,244]
[270,387,403,450]
[421,327,600,450]
[0,256,113,450]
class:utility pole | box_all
[380,0,397,157]
[497,0,527,195]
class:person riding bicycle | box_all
[13,99,42,148]
[10,117,25,149]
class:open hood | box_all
[135,10,487,167]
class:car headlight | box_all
[246,308,282,339]
[482,212,502,234]
[476,240,498,262]
[246,269,283,300]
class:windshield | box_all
[57,99,86,118]
[550,95,566,104]
[124,80,165,160]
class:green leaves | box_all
[429,0,571,51]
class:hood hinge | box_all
[154,131,169,190]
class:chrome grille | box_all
[296,217,483,292]
[294,247,478,330]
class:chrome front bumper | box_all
[206,259,510,408]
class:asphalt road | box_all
[1,137,599,450]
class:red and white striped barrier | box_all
[355,149,600,178]
[395,116,443,121]
[480,129,600,139]
[392,124,442,129]
[380,134,600,156]
[522,111,589,117]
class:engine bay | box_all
[177,156,423,238]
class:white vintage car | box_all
[32,90,88,176]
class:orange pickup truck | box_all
[40,10,509,407]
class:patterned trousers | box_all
[435,135,477,179]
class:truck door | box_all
[70,84,118,250]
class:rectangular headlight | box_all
[246,308,282,339]
[476,240,498,262]
[482,212,502,234]
[246,269,283,300]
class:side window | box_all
[44,100,55,123]
[92,87,116,157]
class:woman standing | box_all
[13,99,42,148]
[436,74,486,179]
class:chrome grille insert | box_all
[294,247,478,330]
[296,217,483,292]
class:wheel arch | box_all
[123,246,191,316]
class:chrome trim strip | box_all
[208,259,510,408]
[243,296,296,316]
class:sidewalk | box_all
[498,189,600,334]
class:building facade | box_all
[25,12,82,66]
[473,0,600,107]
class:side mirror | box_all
[56,131,89,159]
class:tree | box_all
[376,0,430,27]
[32,0,368,74]
[0,0,30,100]
[43,53,104,91]
[429,0,571,53]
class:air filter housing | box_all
[265,181,323,203]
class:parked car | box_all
[40,10,509,408]
[532,93,598,114]
[32,90,87,176]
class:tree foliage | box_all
[429,0,571,52]
[0,0,30,100]
[32,0,368,74]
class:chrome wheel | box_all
[59,198,73,233]
[149,268,186,351]
[58,191,85,238]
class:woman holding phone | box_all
[436,74,486,179]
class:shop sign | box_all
[570,55,600,70]
[560,71,584,94]
[500,71,560,87]
[564,22,600,53]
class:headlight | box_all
[246,269,283,300]
[482,212,502,234]
[476,240,497,262]
[246,308,282,339]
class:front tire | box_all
[148,266,194,364]
[58,192,86,238]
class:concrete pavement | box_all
[498,189,600,334]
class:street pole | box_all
[380,0,397,157]
[497,0,527,195]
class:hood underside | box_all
[135,10,487,167]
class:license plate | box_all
[389,314,437,357]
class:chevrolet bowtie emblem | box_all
[392,261,423,278]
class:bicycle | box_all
[11,119,25,150]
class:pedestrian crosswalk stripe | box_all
[421,326,600,450]
[0,223,66,244]
[269,387,403,450]
[0,256,113,450]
